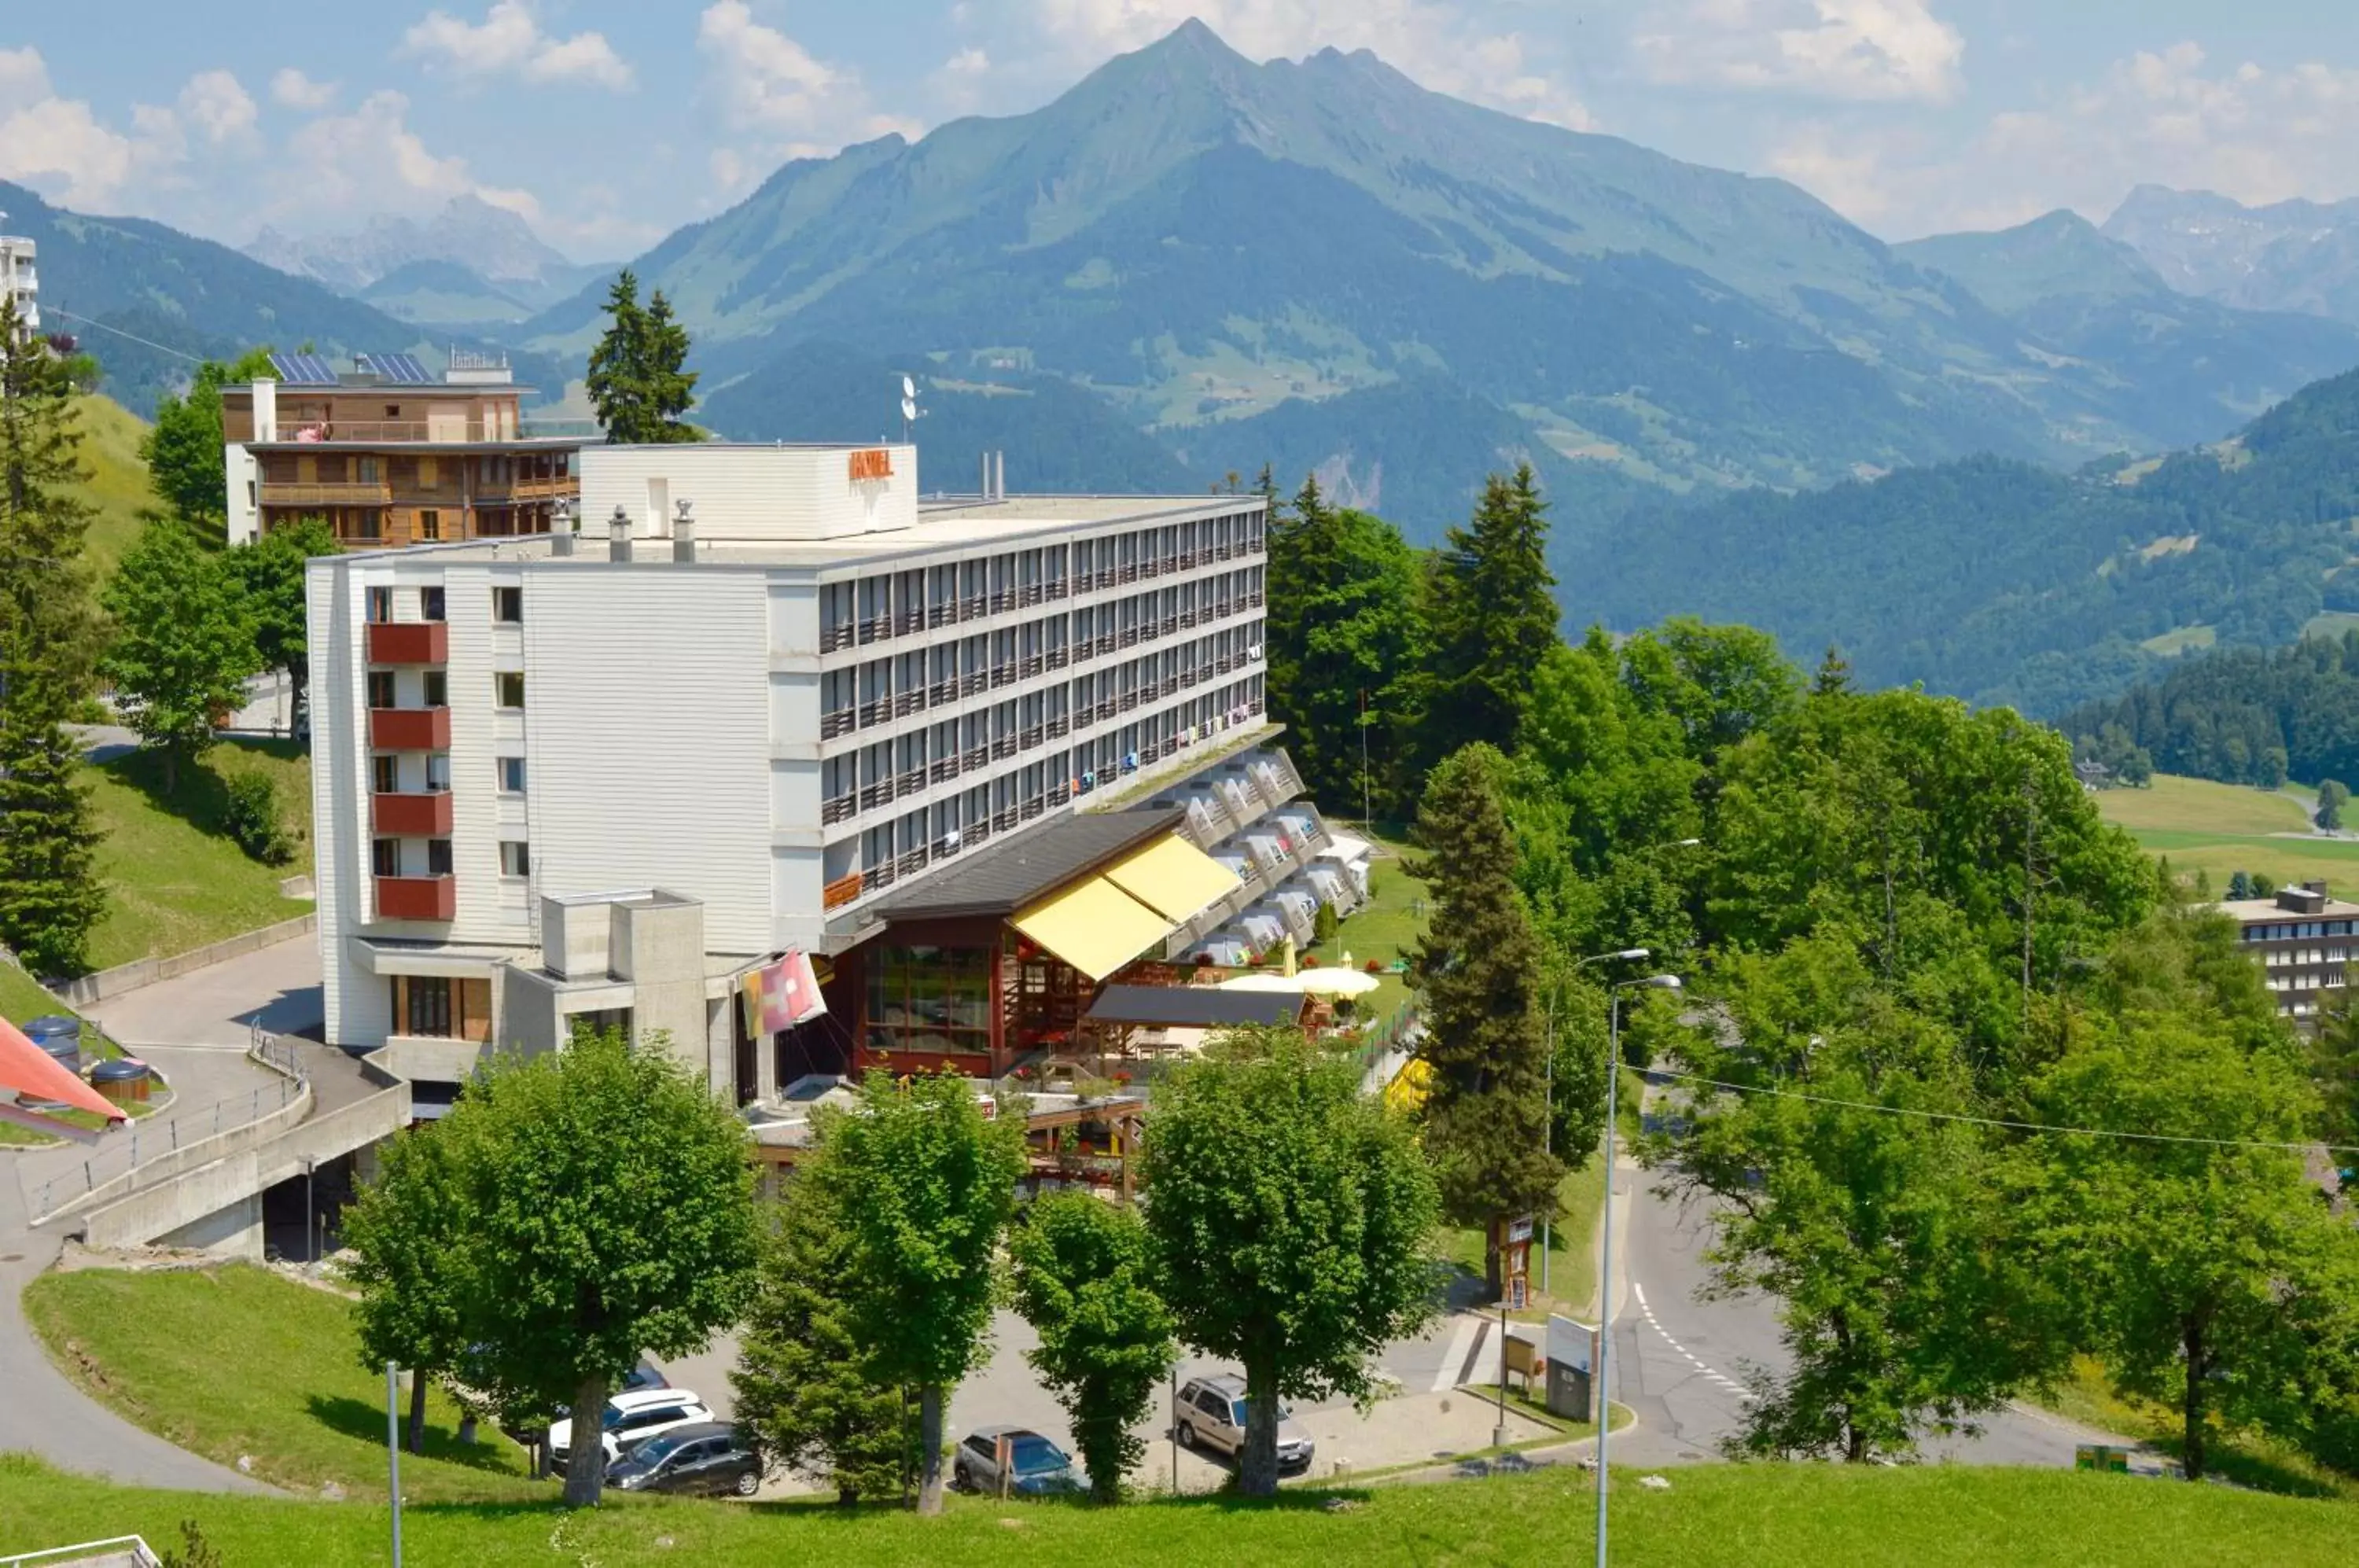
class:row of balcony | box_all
[819,635,1260,746]
[819,565,1263,654]
[366,621,449,664]
[819,782,1072,912]
[377,874,455,922]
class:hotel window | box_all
[424,671,447,708]
[497,756,526,793]
[419,509,442,541]
[390,976,492,1042]
[371,755,399,795]
[366,671,396,710]
[499,840,532,878]
[371,838,400,877]
[366,586,393,624]
[420,585,445,621]
[493,586,522,624]
[425,753,451,793]
[866,946,995,1058]
[359,456,381,484]
[426,838,454,876]
[496,672,525,709]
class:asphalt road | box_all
[1605,1166,2130,1467]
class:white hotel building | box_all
[307,441,1270,1100]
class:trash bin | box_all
[90,1058,152,1105]
[23,1014,81,1076]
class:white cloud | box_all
[270,68,340,111]
[1768,43,2359,239]
[1633,0,1965,105]
[697,1,921,173]
[274,88,543,226]
[1026,1,1590,128]
[402,1,635,90]
[178,70,259,145]
[0,46,187,208]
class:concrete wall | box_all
[580,444,919,542]
[54,914,318,1007]
[613,896,705,1072]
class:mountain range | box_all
[1566,362,2359,717]
[505,20,2357,539]
[246,196,614,326]
[2103,185,2359,326]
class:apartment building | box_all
[309,440,1269,1102]
[222,352,593,547]
[0,222,36,339]
[2216,880,2359,1022]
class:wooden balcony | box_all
[372,791,454,835]
[258,480,393,508]
[823,872,865,911]
[369,707,451,749]
[366,620,447,664]
[376,874,455,921]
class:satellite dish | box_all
[900,398,918,422]
[900,374,916,399]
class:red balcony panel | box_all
[369,706,451,749]
[372,791,454,835]
[377,875,456,922]
[367,620,448,664]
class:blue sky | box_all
[6,2,2358,259]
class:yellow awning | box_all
[1013,878,1176,982]
[1101,834,1243,923]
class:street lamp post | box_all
[1543,948,1652,1297]
[1596,972,1680,1568]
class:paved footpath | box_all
[0,946,326,1493]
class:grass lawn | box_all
[23,1264,535,1503]
[2092,775,2359,893]
[2,1449,2351,1566]
[68,394,155,580]
[84,738,314,970]
[2039,1356,2359,1504]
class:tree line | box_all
[2061,627,2359,798]
[1273,458,2359,1482]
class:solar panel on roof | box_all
[267,352,336,385]
[358,352,431,385]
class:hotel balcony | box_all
[369,706,451,749]
[376,874,456,922]
[372,791,454,835]
[258,480,394,509]
[366,620,448,664]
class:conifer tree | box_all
[1418,463,1558,768]
[1408,743,1566,1299]
[0,297,106,974]
[587,271,701,444]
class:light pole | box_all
[386,1360,404,1567]
[1596,972,1680,1568]
[1543,948,1651,1298]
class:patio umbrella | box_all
[1296,968,1380,998]
[0,1016,123,1121]
[1216,972,1306,992]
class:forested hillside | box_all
[2061,630,2359,789]
[1566,363,2359,716]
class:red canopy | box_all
[0,1015,123,1121]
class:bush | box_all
[1302,954,1319,969]
[1313,901,1339,944]
[1364,959,1384,974]
[221,772,293,865]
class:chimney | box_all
[672,499,697,564]
[608,504,634,564]
[550,498,574,556]
[252,377,278,442]
[995,451,1006,501]
[979,451,992,501]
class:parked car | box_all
[1176,1374,1315,1474]
[486,1358,669,1444]
[607,1421,764,1497]
[549,1389,712,1468]
[950,1425,1087,1496]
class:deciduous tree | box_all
[0,297,105,973]
[230,515,337,740]
[1007,1192,1176,1504]
[812,1070,1025,1515]
[142,349,275,539]
[1410,745,1564,1299]
[1141,1026,1439,1495]
[427,1025,759,1508]
[344,1117,475,1454]
[2319,778,2349,831]
[732,1168,917,1505]
[100,522,259,793]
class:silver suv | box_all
[1176,1374,1315,1474]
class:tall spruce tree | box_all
[1409,743,1565,1299]
[586,270,701,444]
[0,298,106,974]
[1418,463,1557,769]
